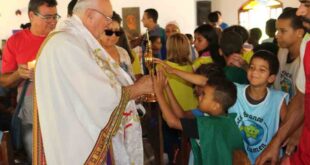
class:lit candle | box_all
[28,60,36,70]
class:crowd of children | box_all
[145,7,303,165]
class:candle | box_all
[28,60,36,70]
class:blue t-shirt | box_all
[191,108,212,117]
[229,84,288,164]
[220,22,229,30]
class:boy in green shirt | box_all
[153,70,250,165]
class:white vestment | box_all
[35,15,143,165]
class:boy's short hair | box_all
[207,77,237,112]
[224,25,249,44]
[185,33,193,41]
[249,28,262,41]
[149,35,160,43]
[278,8,304,30]
[214,11,222,16]
[195,63,225,79]
[208,12,219,23]
[253,42,279,57]
[144,8,158,23]
[250,50,280,75]
[265,19,276,38]
[219,31,243,56]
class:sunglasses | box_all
[104,30,122,36]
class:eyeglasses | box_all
[105,30,123,37]
[89,8,113,24]
[35,12,61,22]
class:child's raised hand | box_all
[153,68,168,96]
[226,53,246,68]
[153,58,175,74]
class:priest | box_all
[33,0,152,164]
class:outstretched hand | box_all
[153,58,175,74]
[136,75,154,94]
[153,68,168,97]
[127,75,154,100]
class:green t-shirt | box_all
[224,66,249,84]
[190,113,245,165]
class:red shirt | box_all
[291,41,310,164]
[2,29,46,74]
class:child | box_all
[248,28,262,50]
[185,33,198,62]
[153,69,249,165]
[192,24,225,70]
[149,35,162,59]
[228,50,288,164]
[160,33,198,163]
[224,25,253,68]
[274,8,305,100]
[220,30,249,84]
[163,33,198,111]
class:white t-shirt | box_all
[116,45,135,80]
[262,37,274,43]
[296,33,310,94]
[274,48,300,100]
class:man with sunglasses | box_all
[256,1,310,165]
[0,0,58,163]
[34,0,152,164]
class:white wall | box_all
[0,0,30,43]
[0,0,300,46]
[0,0,72,44]
[213,0,300,26]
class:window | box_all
[239,0,282,40]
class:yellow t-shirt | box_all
[165,61,198,111]
[192,56,213,71]
[131,50,142,75]
[242,50,254,64]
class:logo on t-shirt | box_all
[240,120,264,146]
[280,71,293,99]
[236,111,268,153]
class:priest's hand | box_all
[126,75,153,100]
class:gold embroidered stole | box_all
[84,89,129,165]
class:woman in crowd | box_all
[99,11,135,80]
